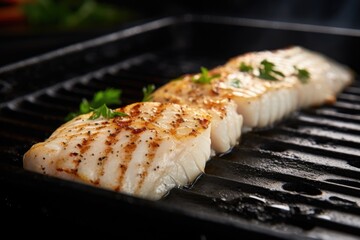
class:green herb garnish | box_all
[89,104,128,120]
[239,62,253,72]
[65,88,124,121]
[142,84,155,102]
[91,88,122,107]
[294,66,310,83]
[258,59,285,81]
[22,0,135,29]
[231,78,241,88]
[192,67,220,84]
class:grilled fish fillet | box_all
[219,46,353,128]
[23,102,212,200]
[155,46,353,130]
[153,80,243,153]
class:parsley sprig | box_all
[258,59,285,81]
[192,67,220,84]
[231,78,241,88]
[294,66,310,83]
[65,88,126,121]
[239,62,253,72]
[238,60,310,84]
[142,84,155,102]
[89,104,128,120]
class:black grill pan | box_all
[1,15,360,239]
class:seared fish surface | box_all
[220,46,353,128]
[153,78,243,153]
[23,46,353,200]
[154,46,353,131]
[23,102,212,200]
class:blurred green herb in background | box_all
[22,0,136,28]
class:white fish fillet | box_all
[154,46,353,132]
[153,79,243,153]
[217,46,353,128]
[23,102,212,200]
[23,46,353,201]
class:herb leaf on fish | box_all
[258,59,285,81]
[192,67,220,84]
[294,66,310,83]
[89,104,128,120]
[65,88,124,121]
[239,62,253,72]
[231,78,242,88]
[142,84,156,102]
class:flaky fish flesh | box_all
[154,46,353,131]
[23,102,212,200]
[153,77,243,153]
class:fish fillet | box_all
[154,46,353,131]
[23,46,353,201]
[23,102,212,200]
[153,79,243,153]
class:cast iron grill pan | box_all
[1,15,360,239]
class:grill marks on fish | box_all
[23,47,353,201]
[154,77,243,153]
[115,131,141,191]
[56,127,102,178]
[23,102,212,199]
[113,103,167,191]
[54,103,169,189]
[154,46,353,135]
[135,134,161,194]
[131,105,168,193]
[97,127,122,183]
[218,46,353,128]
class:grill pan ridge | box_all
[1,15,360,239]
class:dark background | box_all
[1,0,360,68]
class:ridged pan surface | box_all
[1,15,360,239]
